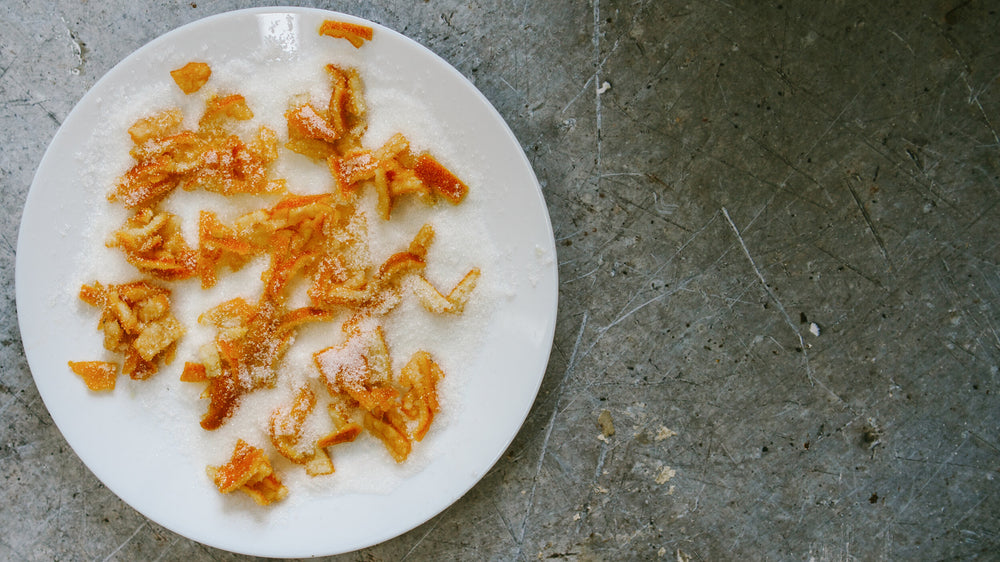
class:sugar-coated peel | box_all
[170,61,212,94]
[207,439,288,505]
[318,19,374,48]
[74,22,479,507]
[68,361,119,391]
[77,280,184,380]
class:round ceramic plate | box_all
[16,8,557,558]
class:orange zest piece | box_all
[316,422,363,448]
[199,94,254,130]
[78,280,184,380]
[363,412,411,462]
[319,20,374,48]
[414,153,469,204]
[269,386,318,463]
[207,439,288,505]
[107,209,198,281]
[180,362,208,383]
[68,361,118,391]
[170,61,212,94]
[87,55,484,503]
[286,103,339,143]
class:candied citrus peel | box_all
[170,61,212,94]
[81,55,482,504]
[108,94,283,210]
[318,19,374,48]
[313,327,448,462]
[107,209,198,281]
[207,439,288,505]
[327,133,470,219]
[78,280,184,380]
[180,362,208,383]
[68,361,119,391]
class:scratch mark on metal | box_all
[593,439,610,482]
[947,492,991,532]
[490,496,521,549]
[880,437,969,538]
[962,74,1000,147]
[722,207,849,407]
[604,289,673,333]
[812,243,884,288]
[561,74,596,114]
[888,29,915,56]
[934,19,1000,148]
[592,0,605,179]
[102,521,147,561]
[151,537,181,562]
[563,264,602,285]
[846,178,894,272]
[400,517,444,561]
[515,312,588,556]
[577,275,697,371]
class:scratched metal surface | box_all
[1,1,998,560]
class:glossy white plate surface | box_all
[16,7,557,557]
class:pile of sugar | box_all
[67,43,499,501]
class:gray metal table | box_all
[1,1,997,559]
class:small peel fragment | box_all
[319,20,374,48]
[170,62,212,94]
[207,439,288,505]
[68,361,118,391]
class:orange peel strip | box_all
[180,362,208,383]
[170,62,212,94]
[319,20,374,48]
[413,153,468,204]
[68,361,118,391]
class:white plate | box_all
[15,8,557,558]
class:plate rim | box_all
[15,6,559,557]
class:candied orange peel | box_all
[207,439,288,505]
[75,51,480,506]
[109,93,283,210]
[78,280,184,379]
[313,330,447,462]
[68,361,119,391]
[170,61,212,94]
[319,19,374,48]
[107,208,198,281]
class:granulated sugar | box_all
[68,38,499,502]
